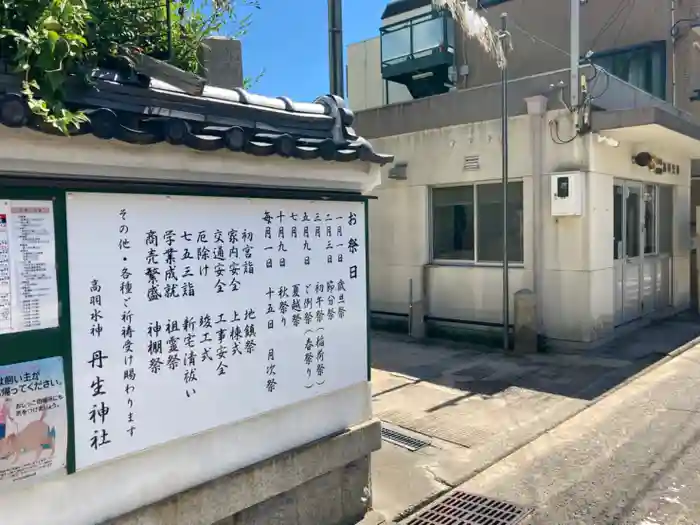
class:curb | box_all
[392,335,700,523]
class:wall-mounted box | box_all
[551,171,584,216]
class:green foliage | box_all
[0,0,260,133]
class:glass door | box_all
[613,183,624,325]
[614,180,647,325]
[623,182,643,323]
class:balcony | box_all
[354,64,688,140]
[380,10,456,99]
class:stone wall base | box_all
[219,456,370,525]
[106,418,381,525]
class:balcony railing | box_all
[380,10,455,74]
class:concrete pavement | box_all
[453,339,700,524]
[368,312,700,522]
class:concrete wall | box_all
[0,128,382,525]
[367,107,693,344]
[352,65,678,143]
[347,0,700,115]
[347,38,411,111]
[368,110,571,327]
[108,420,379,525]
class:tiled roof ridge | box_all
[0,69,394,166]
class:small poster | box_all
[0,357,67,488]
[0,199,59,337]
[0,202,10,334]
[8,201,59,332]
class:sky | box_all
[238,1,386,101]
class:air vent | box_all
[389,162,409,180]
[463,155,480,171]
[381,426,430,451]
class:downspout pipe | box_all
[671,0,677,106]
[525,95,548,337]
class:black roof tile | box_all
[0,68,394,166]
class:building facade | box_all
[348,0,700,114]
[349,0,700,348]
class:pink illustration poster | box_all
[0,357,67,488]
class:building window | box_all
[380,12,453,65]
[381,20,412,63]
[590,41,666,100]
[432,182,524,263]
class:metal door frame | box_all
[614,179,645,325]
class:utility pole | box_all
[570,0,580,108]
[499,13,510,351]
[328,0,345,98]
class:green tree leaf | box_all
[2,0,261,133]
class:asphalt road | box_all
[456,343,700,525]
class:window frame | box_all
[430,180,525,266]
[589,40,667,100]
[643,184,659,256]
[379,10,453,67]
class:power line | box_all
[589,0,633,52]
[469,3,614,106]
[612,0,636,48]
[509,20,570,57]
[505,17,611,101]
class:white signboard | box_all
[0,200,59,336]
[67,192,368,469]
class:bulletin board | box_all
[66,191,368,469]
[0,186,71,488]
[0,179,371,478]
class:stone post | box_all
[198,36,243,89]
[514,288,537,353]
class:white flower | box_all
[432,0,507,68]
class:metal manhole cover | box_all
[406,491,533,525]
[381,427,430,452]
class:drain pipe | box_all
[499,14,510,351]
[525,95,548,337]
[671,0,677,105]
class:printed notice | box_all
[8,201,59,333]
[0,357,68,488]
[0,202,10,334]
[67,192,368,469]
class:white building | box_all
[346,1,700,348]
[362,91,693,347]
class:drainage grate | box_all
[380,427,430,452]
[407,491,534,525]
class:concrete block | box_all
[198,37,243,89]
[514,288,538,353]
[341,456,372,520]
[409,300,426,339]
[230,457,369,525]
[106,419,381,525]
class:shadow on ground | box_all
[372,311,700,403]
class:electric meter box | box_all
[550,171,585,216]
